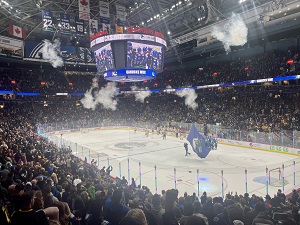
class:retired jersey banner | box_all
[60,13,70,34]
[99,1,110,18]
[99,23,110,33]
[116,4,126,21]
[89,19,98,36]
[75,17,84,35]
[79,0,90,21]
[42,10,55,32]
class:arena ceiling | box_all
[0,0,290,44]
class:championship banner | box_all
[99,1,110,18]
[60,13,70,34]
[89,19,99,36]
[187,123,211,158]
[75,17,84,35]
[42,9,55,32]
[115,4,126,21]
[0,35,23,57]
[79,0,90,21]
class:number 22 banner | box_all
[42,9,55,32]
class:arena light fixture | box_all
[1,0,9,6]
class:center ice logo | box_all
[193,138,203,153]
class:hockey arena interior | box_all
[1,0,300,225]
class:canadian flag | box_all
[9,24,26,39]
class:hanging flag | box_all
[79,0,90,21]
[75,17,85,35]
[115,4,126,21]
[89,19,98,36]
[42,9,55,32]
[60,13,71,35]
[187,123,211,158]
[9,24,26,39]
[99,1,110,24]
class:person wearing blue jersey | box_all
[141,46,148,67]
[105,49,113,70]
[135,47,142,66]
[127,42,133,67]
[152,50,159,70]
[146,47,153,69]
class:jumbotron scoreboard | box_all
[90,27,167,82]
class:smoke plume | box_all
[41,39,64,68]
[81,82,118,110]
[176,89,198,110]
[95,82,118,110]
[131,86,151,103]
[81,89,97,110]
[211,13,248,53]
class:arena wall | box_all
[218,138,300,156]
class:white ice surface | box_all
[54,129,300,198]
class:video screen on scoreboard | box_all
[127,41,163,71]
[94,43,115,73]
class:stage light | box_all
[167,31,171,34]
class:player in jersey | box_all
[152,50,159,70]
[157,52,162,69]
[162,130,166,140]
[94,52,101,72]
[146,47,153,69]
[99,50,106,72]
[141,46,148,67]
[135,47,142,66]
[127,42,133,67]
[105,49,113,70]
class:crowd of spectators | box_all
[28,88,299,133]
[0,48,299,93]
[0,47,300,225]
[1,104,300,225]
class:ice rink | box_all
[52,129,300,197]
